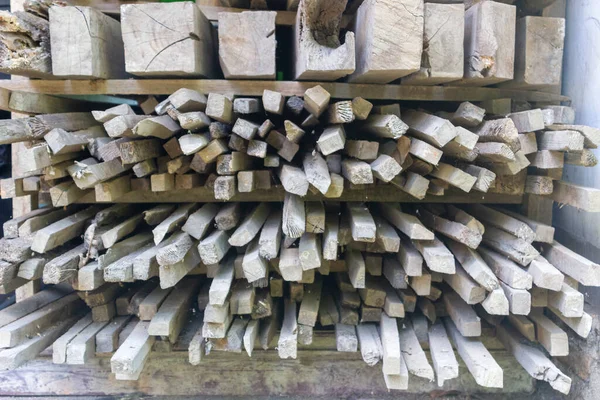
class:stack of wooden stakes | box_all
[1,0,598,396]
[2,85,598,208]
[0,181,598,393]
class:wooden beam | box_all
[0,80,570,102]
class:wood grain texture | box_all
[0,350,532,397]
[0,80,569,102]
[72,185,522,204]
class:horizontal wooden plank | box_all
[0,89,105,114]
[0,351,532,397]
[0,80,569,102]
[74,185,522,204]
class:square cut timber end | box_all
[401,3,464,86]
[348,0,424,84]
[499,16,565,91]
[218,11,277,80]
[49,6,127,79]
[120,2,218,77]
[451,1,517,87]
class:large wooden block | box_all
[218,11,276,79]
[293,0,355,80]
[0,10,52,78]
[454,1,516,86]
[403,3,464,85]
[502,16,565,90]
[121,2,217,77]
[349,0,423,83]
[49,6,126,79]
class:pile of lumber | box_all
[1,85,598,210]
[0,196,598,394]
[0,0,596,397]
[0,0,565,89]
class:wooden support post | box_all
[65,320,110,365]
[398,319,434,381]
[336,323,358,352]
[413,237,455,274]
[402,110,457,147]
[380,313,401,376]
[445,239,498,291]
[0,314,81,371]
[96,316,133,354]
[443,290,481,337]
[31,206,99,254]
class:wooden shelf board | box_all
[0,350,532,397]
[0,79,569,103]
[75,185,522,204]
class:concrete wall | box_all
[545,3,600,399]
[556,0,600,266]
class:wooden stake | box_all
[496,323,571,395]
[444,317,503,388]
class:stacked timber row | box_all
[0,0,564,91]
[0,0,597,397]
[1,86,598,206]
[0,197,598,393]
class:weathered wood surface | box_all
[72,186,522,204]
[0,80,569,102]
[0,350,532,397]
